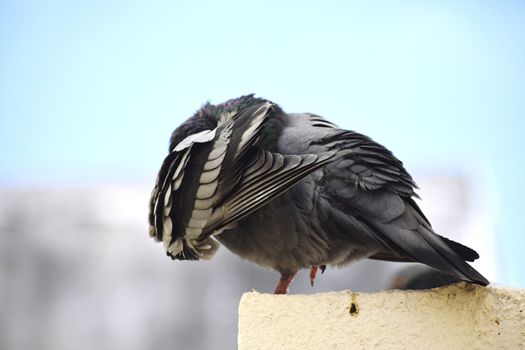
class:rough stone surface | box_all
[238,283,525,350]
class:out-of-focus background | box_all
[1,1,524,349]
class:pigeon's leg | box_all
[309,265,327,286]
[309,266,318,286]
[274,271,298,294]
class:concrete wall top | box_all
[239,283,525,350]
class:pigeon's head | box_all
[169,94,275,152]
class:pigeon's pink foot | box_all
[274,271,298,294]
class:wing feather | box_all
[203,149,338,236]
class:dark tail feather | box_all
[369,236,480,263]
[438,235,480,262]
[415,226,489,285]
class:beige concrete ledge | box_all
[238,283,525,350]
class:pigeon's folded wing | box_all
[202,149,337,236]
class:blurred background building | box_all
[1,1,523,349]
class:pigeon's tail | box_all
[410,226,489,285]
[364,216,489,286]
[438,235,480,262]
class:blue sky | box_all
[1,0,524,285]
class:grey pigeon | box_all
[148,95,489,294]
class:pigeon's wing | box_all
[203,149,338,236]
[200,103,340,236]
[316,129,489,285]
[314,129,419,199]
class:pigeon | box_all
[148,94,489,294]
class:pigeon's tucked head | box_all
[169,94,280,152]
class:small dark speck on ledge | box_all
[349,302,358,316]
